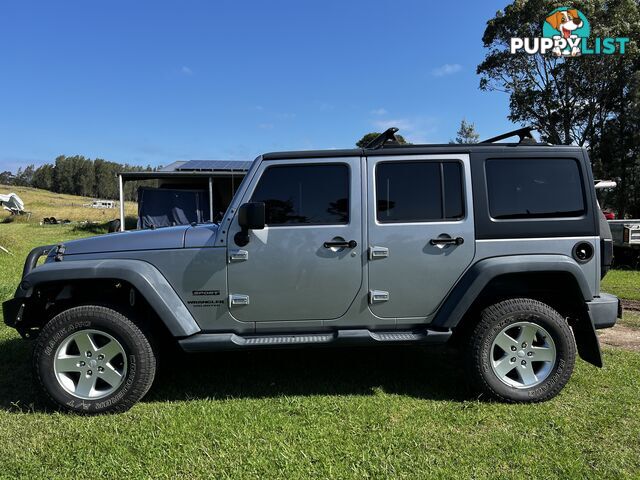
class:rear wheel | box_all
[469,298,576,402]
[33,305,156,414]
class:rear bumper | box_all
[587,293,621,329]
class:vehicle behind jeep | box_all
[3,127,621,413]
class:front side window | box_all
[375,161,464,223]
[486,158,585,219]
[251,164,349,225]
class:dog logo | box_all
[510,6,628,56]
[543,8,590,56]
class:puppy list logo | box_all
[511,7,629,56]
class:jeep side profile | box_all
[3,127,621,413]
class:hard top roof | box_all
[262,143,584,161]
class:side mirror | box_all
[238,202,266,230]
[235,202,265,246]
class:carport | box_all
[117,160,251,231]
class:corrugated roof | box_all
[159,161,188,172]
[176,160,252,172]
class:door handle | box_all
[429,236,464,246]
[323,240,358,249]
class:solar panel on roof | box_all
[176,160,251,172]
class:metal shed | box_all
[117,160,251,231]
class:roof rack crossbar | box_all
[480,126,536,144]
[365,127,400,150]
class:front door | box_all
[227,158,363,322]
[367,154,475,319]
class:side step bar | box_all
[179,328,452,353]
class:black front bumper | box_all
[587,293,622,329]
[2,297,26,328]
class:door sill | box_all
[179,328,451,352]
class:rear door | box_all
[367,154,475,318]
[226,157,363,322]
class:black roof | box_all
[262,143,585,161]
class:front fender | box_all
[16,259,200,337]
[432,254,593,329]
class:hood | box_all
[59,225,191,256]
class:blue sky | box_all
[0,0,515,171]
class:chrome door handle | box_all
[429,237,464,246]
[323,240,358,249]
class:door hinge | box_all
[368,246,389,260]
[369,290,390,303]
[229,294,250,306]
[228,249,249,263]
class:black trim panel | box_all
[471,149,598,239]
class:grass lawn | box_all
[0,183,137,224]
[602,269,640,301]
[621,311,640,329]
[0,222,639,478]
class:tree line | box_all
[0,156,157,201]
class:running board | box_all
[179,328,451,353]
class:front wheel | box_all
[468,298,576,402]
[33,305,157,414]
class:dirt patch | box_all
[598,324,640,352]
[622,299,640,312]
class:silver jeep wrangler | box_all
[3,127,621,413]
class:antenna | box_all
[365,128,400,150]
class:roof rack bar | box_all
[480,126,536,144]
[365,127,400,150]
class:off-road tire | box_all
[33,305,156,414]
[469,298,576,402]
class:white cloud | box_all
[258,123,274,130]
[373,118,416,131]
[318,102,334,112]
[431,63,462,77]
[276,112,296,120]
[181,66,193,75]
[370,108,387,115]
[371,116,438,143]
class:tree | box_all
[477,0,640,146]
[356,132,408,148]
[32,164,54,190]
[14,164,35,186]
[591,71,640,217]
[450,119,480,144]
[478,0,640,216]
[0,171,14,185]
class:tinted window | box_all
[443,162,464,219]
[376,161,464,223]
[486,158,585,219]
[251,164,349,225]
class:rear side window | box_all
[486,158,585,219]
[251,164,349,225]
[375,161,464,223]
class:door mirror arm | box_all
[235,202,266,247]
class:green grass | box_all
[621,311,640,329]
[602,269,640,301]
[0,223,639,478]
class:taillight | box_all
[601,238,613,279]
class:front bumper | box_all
[587,293,622,329]
[2,297,26,328]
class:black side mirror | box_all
[235,202,265,246]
